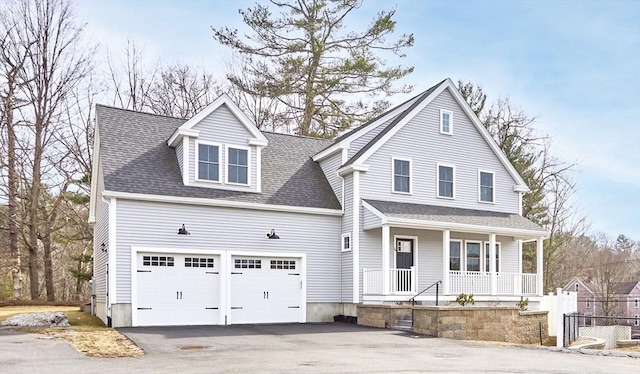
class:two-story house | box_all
[90,78,548,327]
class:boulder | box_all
[1,311,70,327]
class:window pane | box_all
[208,164,219,181]
[394,159,409,176]
[467,242,480,272]
[450,241,461,271]
[440,166,453,182]
[198,162,208,180]
[199,144,208,161]
[238,149,248,165]
[481,172,493,186]
[442,113,450,132]
[395,176,409,193]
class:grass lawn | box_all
[0,305,143,358]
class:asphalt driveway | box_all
[2,323,638,373]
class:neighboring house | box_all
[562,278,640,327]
[89,78,549,327]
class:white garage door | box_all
[136,253,220,326]
[230,256,302,324]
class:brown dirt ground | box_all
[0,306,143,358]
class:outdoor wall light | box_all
[266,229,280,239]
[177,224,190,235]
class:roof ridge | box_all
[96,104,188,121]
[263,130,334,143]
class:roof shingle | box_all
[96,105,341,210]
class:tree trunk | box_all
[43,237,55,301]
[27,118,43,300]
[4,83,22,300]
[28,249,39,299]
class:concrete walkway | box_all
[1,324,638,373]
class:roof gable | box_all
[167,94,268,147]
[337,78,529,192]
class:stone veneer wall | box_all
[358,305,548,344]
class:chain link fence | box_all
[564,313,639,348]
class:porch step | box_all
[390,314,413,332]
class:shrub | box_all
[455,293,475,306]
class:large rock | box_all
[1,311,70,327]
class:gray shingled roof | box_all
[612,281,639,295]
[364,199,546,232]
[341,79,447,167]
[96,105,341,210]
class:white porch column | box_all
[516,240,523,296]
[489,233,497,295]
[536,237,544,296]
[382,224,390,295]
[442,230,450,295]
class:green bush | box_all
[455,293,475,306]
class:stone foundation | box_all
[358,304,548,344]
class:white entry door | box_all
[136,253,220,326]
[229,256,302,324]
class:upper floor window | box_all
[437,164,455,199]
[450,240,462,271]
[440,109,453,135]
[197,143,220,182]
[393,158,411,194]
[586,298,591,308]
[227,147,249,185]
[575,283,579,292]
[479,171,494,203]
[635,298,639,308]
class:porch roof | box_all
[363,199,548,239]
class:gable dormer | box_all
[168,94,268,193]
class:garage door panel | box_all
[136,252,220,326]
[230,256,302,324]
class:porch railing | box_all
[449,271,539,295]
[449,271,491,295]
[363,268,415,295]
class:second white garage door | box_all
[230,256,302,324]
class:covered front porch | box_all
[360,200,549,302]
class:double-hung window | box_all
[197,143,220,182]
[440,109,453,134]
[484,242,500,272]
[479,171,494,203]
[437,164,455,198]
[393,158,411,193]
[450,241,462,271]
[227,147,248,184]
[466,242,481,272]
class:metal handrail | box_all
[408,280,442,306]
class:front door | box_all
[395,239,414,292]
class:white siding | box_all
[359,88,520,214]
[341,175,353,301]
[348,114,399,159]
[114,199,341,304]
[362,208,380,229]
[92,161,109,301]
[176,141,184,175]
[188,104,259,192]
[319,150,343,205]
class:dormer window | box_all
[197,142,220,182]
[227,146,249,185]
[440,109,453,135]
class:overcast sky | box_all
[76,0,640,241]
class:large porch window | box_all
[484,242,500,272]
[450,240,462,271]
[466,241,481,272]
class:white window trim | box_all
[225,144,251,186]
[436,163,456,199]
[195,140,222,184]
[478,169,496,204]
[464,240,482,272]
[341,233,352,252]
[449,239,463,272]
[392,235,418,272]
[483,241,502,272]
[391,157,412,195]
[440,109,453,135]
